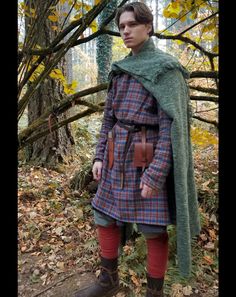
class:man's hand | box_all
[140,181,157,198]
[92,161,103,181]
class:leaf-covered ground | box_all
[18,158,218,297]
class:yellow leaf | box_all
[33,44,41,50]
[185,0,194,10]
[25,11,32,18]
[163,4,170,18]
[179,14,187,22]
[190,11,198,20]
[29,61,45,82]
[89,20,98,33]
[163,2,182,19]
[48,15,59,22]
[84,4,92,11]
[51,26,58,31]
[30,8,36,18]
[49,69,66,82]
[212,44,218,53]
[202,23,215,33]
[191,127,218,148]
[195,0,206,6]
[74,3,82,10]
[63,80,78,95]
[176,39,184,45]
[163,8,171,18]
[95,0,102,4]
[20,3,28,11]
[168,2,182,18]
[73,13,82,21]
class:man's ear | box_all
[146,23,152,34]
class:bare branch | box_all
[194,107,218,113]
[18,103,105,151]
[154,33,218,59]
[190,71,218,78]
[193,115,218,128]
[18,83,107,146]
[189,85,218,95]
[190,95,218,102]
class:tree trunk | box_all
[25,0,74,168]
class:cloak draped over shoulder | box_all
[109,38,201,277]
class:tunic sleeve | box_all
[141,105,172,190]
[94,80,117,162]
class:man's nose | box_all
[123,26,130,34]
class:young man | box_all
[74,2,200,297]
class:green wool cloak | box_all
[108,38,201,277]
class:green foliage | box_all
[119,236,147,295]
[70,161,93,192]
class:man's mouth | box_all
[124,37,132,42]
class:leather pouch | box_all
[133,127,154,168]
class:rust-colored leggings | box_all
[97,224,168,278]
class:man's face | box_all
[119,11,152,54]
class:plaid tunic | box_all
[92,73,172,225]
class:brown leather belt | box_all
[108,120,158,189]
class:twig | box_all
[32,268,89,297]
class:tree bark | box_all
[25,0,74,167]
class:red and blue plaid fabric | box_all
[92,73,173,225]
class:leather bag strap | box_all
[141,126,147,163]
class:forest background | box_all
[18,0,219,296]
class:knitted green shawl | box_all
[109,38,201,277]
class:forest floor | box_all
[18,161,218,297]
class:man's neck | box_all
[131,37,150,55]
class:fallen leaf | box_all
[21,246,27,252]
[182,285,192,295]
[208,229,216,240]
[54,226,64,236]
[131,275,140,287]
[56,261,65,270]
[171,283,183,297]
[210,214,218,224]
[203,255,213,264]
[204,242,215,251]
[199,233,208,241]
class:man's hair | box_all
[115,2,154,37]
